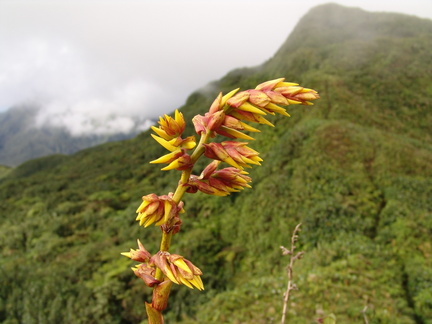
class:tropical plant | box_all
[121,78,319,323]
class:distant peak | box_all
[274,2,432,55]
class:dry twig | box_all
[280,223,304,324]
[361,306,369,324]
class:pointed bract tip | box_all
[221,88,240,107]
[121,252,132,258]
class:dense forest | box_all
[1,4,431,323]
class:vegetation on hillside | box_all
[0,4,431,324]
[0,165,11,179]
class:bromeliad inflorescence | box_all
[122,78,319,323]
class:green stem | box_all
[155,130,211,281]
[190,130,210,164]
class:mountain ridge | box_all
[0,105,152,167]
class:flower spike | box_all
[126,78,319,323]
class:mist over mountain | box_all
[0,4,431,323]
[0,105,153,166]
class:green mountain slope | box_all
[0,165,11,179]
[1,3,431,324]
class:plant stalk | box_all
[151,131,211,321]
[281,223,302,324]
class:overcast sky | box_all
[1,0,431,135]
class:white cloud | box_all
[1,38,167,135]
[33,78,166,136]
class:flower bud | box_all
[187,162,252,196]
[203,142,242,169]
[206,110,226,132]
[228,110,275,127]
[151,110,186,141]
[161,153,192,171]
[255,78,287,91]
[121,239,151,262]
[221,141,262,169]
[263,90,288,105]
[246,90,271,108]
[136,194,183,227]
[293,91,321,102]
[132,263,160,287]
[151,252,204,290]
[226,91,250,108]
[209,92,223,114]
[200,160,220,179]
[192,114,207,135]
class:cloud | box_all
[1,38,171,136]
[0,1,302,136]
[34,78,166,136]
[1,0,431,136]
[0,38,84,108]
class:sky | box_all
[1,0,431,135]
